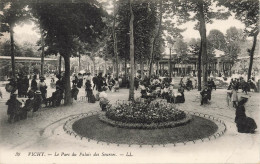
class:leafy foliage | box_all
[207,29,226,50]
[216,0,259,36]
[0,0,30,33]
[224,27,245,62]
[30,1,107,57]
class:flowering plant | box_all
[106,101,186,124]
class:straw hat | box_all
[35,90,42,94]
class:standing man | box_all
[92,74,98,91]
[38,76,47,100]
[17,73,22,97]
[97,73,103,92]
[31,75,38,92]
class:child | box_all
[226,90,232,106]
[33,90,42,112]
[231,86,238,108]
[6,91,22,123]
[99,87,109,111]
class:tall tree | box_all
[174,38,188,75]
[112,0,119,79]
[207,29,226,50]
[225,27,245,63]
[148,0,163,77]
[31,1,107,105]
[217,0,259,80]
[0,1,30,78]
[171,0,230,90]
[115,0,163,80]
[129,0,135,101]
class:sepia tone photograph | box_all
[0,0,259,163]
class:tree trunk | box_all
[78,52,81,72]
[63,55,72,105]
[247,33,258,81]
[124,57,127,81]
[40,32,44,76]
[129,0,135,101]
[59,55,62,75]
[112,0,119,79]
[198,41,202,91]
[93,57,96,75]
[148,0,163,78]
[198,1,208,87]
[140,61,144,79]
[10,27,15,78]
[156,61,159,75]
[169,50,172,78]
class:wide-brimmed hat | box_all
[35,90,41,94]
[238,95,250,105]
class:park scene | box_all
[0,0,259,163]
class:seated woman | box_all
[21,91,34,119]
[6,91,22,123]
[186,78,193,91]
[162,85,169,99]
[113,78,120,92]
[200,85,211,105]
[99,87,109,111]
[146,87,156,100]
[139,82,147,98]
[248,79,257,92]
[174,87,185,103]
[108,77,115,91]
[235,97,257,133]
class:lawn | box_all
[72,115,218,145]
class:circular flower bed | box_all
[101,100,191,129]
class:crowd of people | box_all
[4,72,122,123]
[5,73,49,123]
[227,77,258,94]
[137,75,186,104]
[3,72,258,133]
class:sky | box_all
[180,15,245,40]
[2,9,245,47]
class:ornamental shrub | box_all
[106,101,186,124]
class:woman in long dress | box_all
[235,97,257,133]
